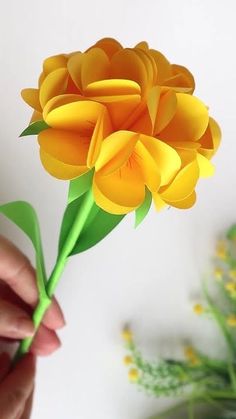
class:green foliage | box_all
[123,225,236,418]
[0,201,47,296]
[20,120,50,137]
[58,190,124,256]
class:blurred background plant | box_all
[122,225,236,419]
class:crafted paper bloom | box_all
[21,38,221,215]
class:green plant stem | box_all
[14,190,94,362]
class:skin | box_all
[0,235,65,418]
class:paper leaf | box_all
[135,188,152,227]
[227,225,236,241]
[0,201,47,292]
[20,120,50,137]
[58,191,124,256]
[68,170,94,204]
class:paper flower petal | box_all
[84,79,141,97]
[198,117,221,159]
[38,129,89,165]
[81,48,110,90]
[139,135,181,186]
[111,49,148,94]
[39,68,69,108]
[21,88,41,112]
[92,38,123,58]
[87,109,112,168]
[44,100,105,134]
[40,149,88,180]
[197,153,215,178]
[159,93,209,142]
[165,191,197,209]
[160,159,199,201]
[95,131,139,175]
[93,163,145,214]
[135,141,161,191]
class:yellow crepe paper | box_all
[21,37,221,215]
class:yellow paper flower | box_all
[22,38,221,215]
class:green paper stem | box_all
[15,189,95,360]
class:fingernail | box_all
[12,317,35,337]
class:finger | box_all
[42,297,66,330]
[0,352,11,381]
[21,388,34,419]
[0,299,34,339]
[0,354,35,419]
[30,325,61,356]
[0,237,65,330]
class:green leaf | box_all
[135,188,152,228]
[68,170,94,204]
[20,120,50,137]
[0,201,47,295]
[227,224,236,241]
[58,191,124,256]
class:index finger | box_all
[0,236,65,329]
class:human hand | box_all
[0,235,65,418]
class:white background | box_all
[0,1,236,418]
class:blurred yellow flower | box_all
[193,303,204,315]
[214,267,223,281]
[22,38,221,215]
[184,346,201,366]
[229,270,236,281]
[216,241,228,260]
[227,314,236,327]
[128,368,139,382]
[225,282,236,293]
[121,328,133,343]
[123,355,133,366]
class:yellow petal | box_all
[135,141,161,191]
[147,86,161,133]
[39,68,69,108]
[165,191,197,209]
[110,49,148,94]
[135,41,149,50]
[197,153,215,178]
[87,109,112,168]
[38,129,89,165]
[152,192,167,211]
[40,149,88,180]
[92,38,123,58]
[198,117,221,159]
[134,48,156,89]
[149,49,172,84]
[95,131,139,175]
[170,64,195,93]
[43,94,83,117]
[93,163,145,214]
[67,52,84,91]
[139,135,181,186]
[154,89,177,134]
[159,93,209,142]
[81,48,110,90]
[102,94,141,129]
[30,110,42,123]
[84,79,141,97]
[160,160,199,201]
[43,54,68,75]
[44,100,105,135]
[21,88,41,112]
